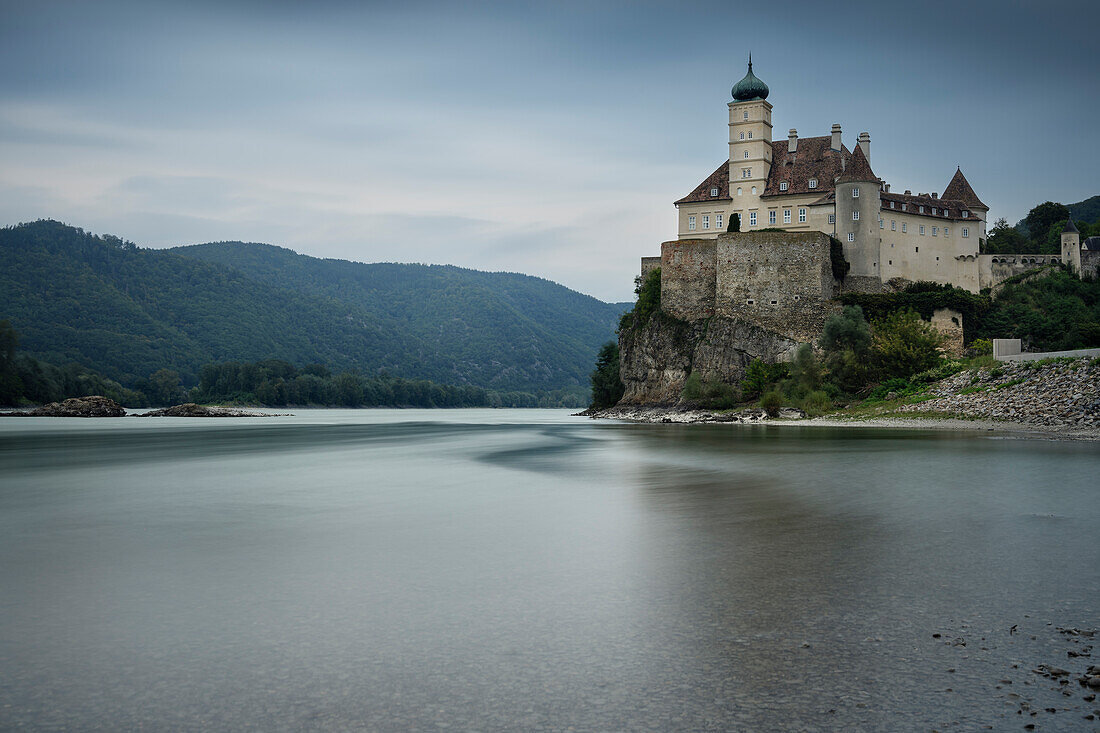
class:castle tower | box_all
[834,145,881,279]
[1061,217,1082,274]
[728,56,772,229]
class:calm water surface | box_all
[1,410,1097,731]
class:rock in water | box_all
[2,396,127,417]
[135,403,271,417]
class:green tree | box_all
[739,359,789,400]
[819,306,872,393]
[983,218,1028,254]
[0,319,22,405]
[333,372,363,406]
[148,368,183,405]
[589,341,624,409]
[785,344,823,398]
[870,309,944,379]
[1021,201,1070,245]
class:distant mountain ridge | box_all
[0,220,627,393]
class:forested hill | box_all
[0,220,627,392]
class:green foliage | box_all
[589,341,624,409]
[681,371,703,401]
[819,306,872,393]
[839,281,988,342]
[1021,201,1070,244]
[970,269,1100,350]
[681,371,738,409]
[620,267,662,331]
[968,338,992,356]
[1,220,626,395]
[982,218,1030,254]
[787,344,823,396]
[870,309,945,379]
[800,390,832,417]
[829,236,850,281]
[759,389,783,416]
[0,319,21,405]
[739,359,789,400]
[190,359,581,408]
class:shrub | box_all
[682,371,703,401]
[683,370,738,409]
[800,390,832,416]
[740,359,789,400]
[760,389,783,416]
[870,309,945,379]
[967,338,993,356]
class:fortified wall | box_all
[660,231,837,343]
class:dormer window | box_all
[779,182,788,191]
[889,201,895,209]
[962,211,969,218]
[808,179,817,189]
[932,208,937,216]
[902,204,907,212]
[710,187,719,197]
[919,205,925,214]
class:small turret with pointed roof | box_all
[731,54,769,101]
[1064,217,1078,234]
[942,167,987,210]
[836,145,876,183]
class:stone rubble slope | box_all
[896,357,1100,429]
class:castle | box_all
[641,60,1095,296]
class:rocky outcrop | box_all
[595,405,806,423]
[896,357,1099,429]
[135,403,275,417]
[618,312,799,406]
[2,395,127,417]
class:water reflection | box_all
[0,412,1096,731]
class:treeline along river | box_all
[0,410,1097,730]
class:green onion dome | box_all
[731,57,769,102]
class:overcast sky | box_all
[2,0,1097,302]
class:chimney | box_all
[857,131,870,161]
[788,128,798,153]
[904,190,911,195]
[831,124,842,151]
[885,184,891,193]
[932,192,938,199]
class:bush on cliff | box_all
[619,267,662,331]
[589,341,624,409]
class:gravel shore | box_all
[589,356,1100,441]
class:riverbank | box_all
[590,356,1100,440]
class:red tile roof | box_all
[836,145,877,184]
[941,168,987,209]
[879,191,980,222]
[762,136,852,198]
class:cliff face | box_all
[618,313,799,406]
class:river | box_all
[1,410,1097,731]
